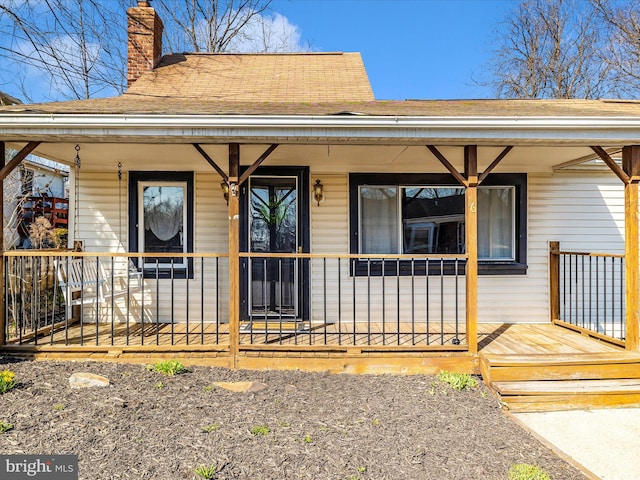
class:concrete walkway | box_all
[512,409,640,480]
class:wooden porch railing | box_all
[550,241,626,346]
[2,251,471,352]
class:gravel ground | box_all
[0,358,584,480]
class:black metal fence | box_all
[558,251,625,343]
[241,253,468,348]
[3,252,228,346]
[3,252,469,350]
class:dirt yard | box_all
[0,358,583,479]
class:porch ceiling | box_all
[5,141,616,174]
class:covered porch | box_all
[2,109,640,386]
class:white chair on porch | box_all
[55,258,143,321]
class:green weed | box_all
[437,370,478,390]
[508,463,551,480]
[147,360,188,376]
[0,421,14,433]
[194,463,217,480]
[53,403,65,411]
[0,370,17,394]
[250,425,270,436]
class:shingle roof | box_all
[126,52,375,102]
[3,97,640,117]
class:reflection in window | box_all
[358,185,515,259]
[139,182,187,268]
[403,187,465,254]
[249,178,297,253]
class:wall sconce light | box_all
[221,181,229,205]
[313,179,324,206]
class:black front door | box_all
[240,167,309,320]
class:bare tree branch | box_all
[481,0,622,99]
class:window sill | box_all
[350,259,527,277]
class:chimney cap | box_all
[137,1,151,6]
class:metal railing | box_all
[4,251,229,347]
[550,243,625,345]
[240,253,468,348]
[3,251,470,351]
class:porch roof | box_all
[2,97,640,117]
[1,98,640,153]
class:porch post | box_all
[464,145,478,353]
[549,241,560,322]
[0,141,4,347]
[228,143,240,364]
[623,146,640,351]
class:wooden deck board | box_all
[5,321,626,354]
[494,378,640,395]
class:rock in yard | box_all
[213,381,267,393]
[69,372,110,389]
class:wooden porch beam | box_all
[478,146,513,185]
[464,145,478,354]
[238,144,279,186]
[591,146,630,184]
[228,143,240,366]
[623,146,640,351]
[426,145,468,187]
[0,141,4,347]
[192,143,228,183]
[0,141,40,182]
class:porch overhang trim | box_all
[1,114,640,144]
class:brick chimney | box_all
[127,0,164,87]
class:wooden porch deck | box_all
[478,324,640,412]
[4,321,622,352]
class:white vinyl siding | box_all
[76,170,229,324]
[75,163,625,326]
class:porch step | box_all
[480,352,640,412]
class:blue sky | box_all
[272,0,514,100]
[0,0,514,103]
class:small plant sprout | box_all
[371,418,380,427]
[508,463,551,480]
[202,424,221,433]
[194,463,217,480]
[147,360,188,376]
[437,370,478,390]
[154,381,164,389]
[250,425,270,436]
[357,466,367,473]
[303,434,312,443]
[428,381,437,395]
[0,370,17,394]
[53,404,65,411]
[203,385,216,393]
[0,421,14,433]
